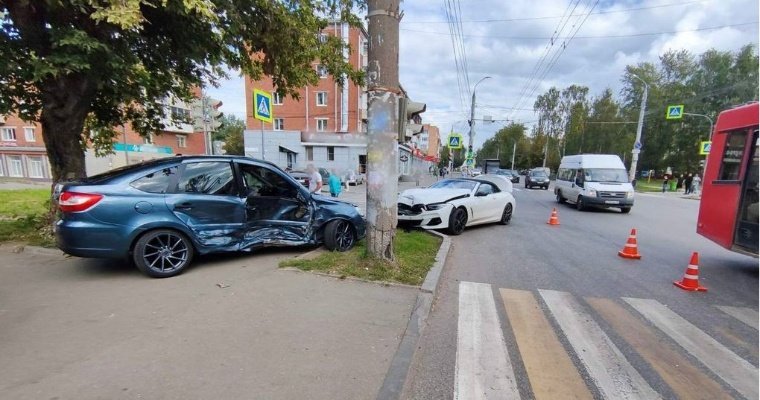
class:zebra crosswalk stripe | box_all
[624,298,759,400]
[539,290,660,400]
[717,306,759,330]
[456,282,520,399]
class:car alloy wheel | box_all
[556,191,566,204]
[500,203,513,225]
[133,229,193,278]
[576,196,586,211]
[324,219,356,252]
[448,207,468,235]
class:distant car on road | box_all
[525,169,550,190]
[470,168,482,177]
[287,170,310,187]
[496,169,520,183]
[397,176,515,235]
[55,156,365,278]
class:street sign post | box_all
[666,105,684,120]
[253,89,273,160]
[699,141,711,155]
[447,133,463,149]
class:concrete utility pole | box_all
[629,74,648,182]
[468,76,491,149]
[365,0,401,261]
[511,142,516,170]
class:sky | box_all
[207,0,759,151]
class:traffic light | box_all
[191,96,224,132]
[398,97,426,143]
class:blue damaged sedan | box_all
[55,156,365,278]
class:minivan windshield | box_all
[585,168,628,183]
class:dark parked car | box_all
[55,156,365,278]
[495,169,520,183]
[525,169,550,189]
[287,170,310,187]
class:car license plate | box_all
[605,200,619,204]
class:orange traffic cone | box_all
[618,228,642,259]
[674,252,707,292]
[547,208,560,226]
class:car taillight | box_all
[58,192,103,213]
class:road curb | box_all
[376,230,451,400]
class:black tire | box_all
[576,196,586,211]
[524,182,528,188]
[324,219,356,252]
[133,229,193,278]
[556,191,566,204]
[620,207,632,214]
[499,203,513,225]
[447,207,468,235]
[543,185,549,190]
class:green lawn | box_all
[0,189,55,247]
[280,229,442,286]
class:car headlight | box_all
[626,191,634,199]
[426,202,446,210]
[588,190,597,197]
[354,206,364,216]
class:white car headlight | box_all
[354,206,364,216]
[588,189,597,197]
[626,191,634,199]
[426,203,446,210]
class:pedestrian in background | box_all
[662,175,669,193]
[328,169,342,198]
[692,174,702,195]
[684,173,694,195]
[676,174,684,192]
[306,164,322,194]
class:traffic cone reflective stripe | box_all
[618,228,642,259]
[547,208,560,226]
[674,252,707,292]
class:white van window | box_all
[585,169,628,183]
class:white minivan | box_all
[554,154,634,213]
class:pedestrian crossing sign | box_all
[666,105,684,120]
[253,89,273,123]
[699,141,711,155]
[448,133,464,149]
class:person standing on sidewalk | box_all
[328,169,342,197]
[684,173,694,195]
[676,174,684,192]
[692,174,702,195]
[662,175,670,193]
[307,164,323,194]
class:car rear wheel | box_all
[133,229,193,278]
[576,196,586,211]
[556,191,566,204]
[324,219,356,252]
[499,203,513,225]
[621,207,632,214]
[447,207,468,235]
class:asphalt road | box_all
[402,183,758,399]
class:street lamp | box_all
[629,74,648,183]
[469,76,492,150]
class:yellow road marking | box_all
[500,288,593,400]
[588,298,732,400]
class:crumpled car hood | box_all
[398,188,471,205]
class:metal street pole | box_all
[122,124,129,165]
[468,76,491,150]
[365,0,400,261]
[511,142,516,170]
[628,74,648,182]
[683,112,714,181]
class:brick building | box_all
[0,98,206,181]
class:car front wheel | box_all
[621,207,631,214]
[133,229,193,278]
[447,207,468,235]
[576,196,586,211]
[324,219,356,252]
[499,203,513,225]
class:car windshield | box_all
[429,179,477,191]
[530,171,548,178]
[585,168,628,183]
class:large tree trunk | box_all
[365,0,400,261]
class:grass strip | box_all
[0,189,55,247]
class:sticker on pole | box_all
[666,105,684,120]
[253,89,273,123]
[699,141,711,155]
[447,133,463,149]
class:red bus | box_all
[697,102,758,257]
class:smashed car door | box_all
[236,162,312,249]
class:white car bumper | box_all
[397,203,453,230]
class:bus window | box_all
[718,130,748,181]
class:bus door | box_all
[734,129,759,254]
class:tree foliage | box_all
[217,114,245,155]
[0,0,365,182]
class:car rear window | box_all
[130,166,178,193]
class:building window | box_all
[177,134,187,148]
[362,41,368,55]
[273,92,283,105]
[0,160,4,176]
[1,127,16,141]
[24,127,35,142]
[8,156,23,177]
[306,146,314,161]
[316,65,328,78]
[274,118,284,131]
[143,135,153,144]
[318,33,328,43]
[28,156,44,178]
[170,106,189,121]
[316,92,328,106]
[316,118,328,132]
[327,146,335,161]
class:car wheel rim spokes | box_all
[144,233,188,272]
[503,205,512,221]
[455,211,466,231]
[335,221,354,250]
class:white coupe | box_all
[397,175,516,235]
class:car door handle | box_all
[175,202,193,210]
